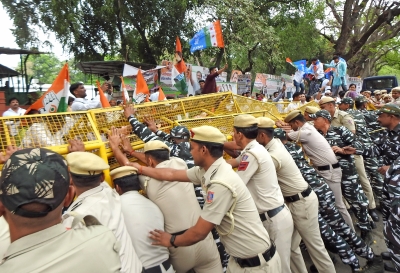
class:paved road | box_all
[302,210,392,272]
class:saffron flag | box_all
[120,76,130,104]
[158,87,166,101]
[96,81,111,108]
[26,63,70,114]
[285,57,292,63]
[189,20,224,53]
[175,37,187,74]
[135,70,150,102]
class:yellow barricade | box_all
[233,95,282,120]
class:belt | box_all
[316,163,340,171]
[259,205,285,221]
[233,243,276,268]
[284,186,312,203]
[143,259,171,273]
[171,229,187,236]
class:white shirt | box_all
[21,117,75,148]
[150,92,160,102]
[2,108,26,136]
[120,191,170,269]
[309,62,324,79]
[71,97,101,111]
[0,216,10,259]
[293,70,304,83]
[285,101,306,113]
[63,182,142,273]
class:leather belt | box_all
[171,229,187,236]
[143,259,171,273]
[259,205,285,221]
[284,186,312,203]
[233,243,276,268]
[316,163,340,171]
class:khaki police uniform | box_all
[0,223,121,273]
[285,112,354,230]
[0,217,10,259]
[63,152,143,273]
[187,125,281,273]
[331,108,376,211]
[264,136,335,273]
[111,167,174,273]
[233,115,293,273]
[139,141,221,273]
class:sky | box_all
[0,3,67,69]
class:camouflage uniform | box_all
[347,108,383,202]
[283,139,374,270]
[383,156,400,271]
[127,115,229,271]
[359,109,382,143]
[317,124,371,231]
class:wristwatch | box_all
[170,235,178,248]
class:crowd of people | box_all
[0,56,400,273]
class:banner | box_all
[237,74,252,95]
[26,63,69,114]
[217,82,237,94]
[230,70,242,82]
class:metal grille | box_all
[176,115,234,136]
[298,101,320,114]
[233,95,282,120]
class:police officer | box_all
[310,110,373,241]
[111,166,174,273]
[275,129,382,273]
[304,106,320,123]
[356,97,383,142]
[225,114,295,273]
[257,117,335,273]
[63,152,143,273]
[109,138,222,273]
[339,97,382,222]
[0,148,121,273]
[282,110,354,230]
[122,105,229,270]
[126,125,282,273]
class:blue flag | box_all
[292,60,307,71]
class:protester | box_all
[202,64,228,94]
[70,82,103,111]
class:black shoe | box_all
[363,255,384,273]
[361,230,374,246]
[384,262,397,272]
[370,220,377,229]
[369,209,379,222]
[381,251,391,260]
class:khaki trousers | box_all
[317,167,355,230]
[354,154,376,209]
[227,251,282,273]
[169,232,222,273]
[262,204,296,273]
[288,191,336,273]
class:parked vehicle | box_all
[362,76,398,94]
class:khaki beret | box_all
[66,152,110,175]
[190,125,226,144]
[364,90,371,94]
[257,117,275,128]
[383,94,392,99]
[319,97,335,105]
[284,110,302,123]
[305,106,319,114]
[143,140,170,153]
[234,114,258,128]
[110,166,138,180]
[392,87,400,93]
[374,90,381,95]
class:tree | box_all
[319,0,400,77]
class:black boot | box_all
[363,255,384,273]
[369,209,379,222]
[384,261,397,272]
[361,230,374,246]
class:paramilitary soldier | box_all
[274,128,383,273]
[310,110,372,241]
[339,97,382,222]
[122,105,229,270]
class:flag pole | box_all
[223,47,227,64]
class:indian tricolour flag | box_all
[26,63,69,114]
[189,20,225,53]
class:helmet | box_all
[170,126,190,139]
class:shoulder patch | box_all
[238,161,249,171]
[242,154,249,161]
[206,191,214,203]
